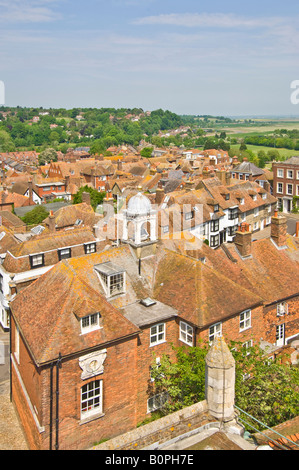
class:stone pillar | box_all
[205,336,235,423]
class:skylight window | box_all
[140,298,157,307]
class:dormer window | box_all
[94,262,126,298]
[30,253,45,269]
[58,247,71,260]
[81,313,101,334]
[84,242,96,254]
[214,204,219,213]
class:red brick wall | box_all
[11,316,43,450]
[263,296,299,345]
[135,318,180,424]
[196,306,265,347]
[13,332,141,450]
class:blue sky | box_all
[1,0,299,116]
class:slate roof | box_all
[231,161,264,176]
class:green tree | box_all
[21,205,50,225]
[73,185,106,211]
[140,147,153,158]
[150,342,299,430]
[38,148,58,165]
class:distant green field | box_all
[230,144,298,159]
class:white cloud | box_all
[132,12,285,29]
[0,0,61,23]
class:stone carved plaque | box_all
[79,349,107,380]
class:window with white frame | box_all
[163,225,169,233]
[254,207,259,217]
[58,247,71,260]
[277,182,283,194]
[185,211,193,220]
[209,322,222,342]
[81,380,103,419]
[287,184,293,195]
[84,243,96,254]
[253,221,259,231]
[297,185,299,196]
[147,392,168,413]
[267,204,271,213]
[297,171,299,180]
[150,323,165,346]
[262,193,267,200]
[240,198,245,205]
[81,313,101,334]
[277,302,288,316]
[242,339,253,350]
[179,321,193,346]
[94,262,125,298]
[287,170,293,179]
[240,310,251,331]
[277,169,284,178]
[30,253,44,268]
[150,356,162,382]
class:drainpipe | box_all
[49,353,62,451]
[9,309,12,402]
[55,353,62,451]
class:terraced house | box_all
[153,176,277,247]
[8,192,299,450]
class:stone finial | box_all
[205,336,235,422]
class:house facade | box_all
[272,156,299,213]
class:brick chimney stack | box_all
[48,210,56,232]
[271,210,287,247]
[234,222,252,258]
[155,187,165,205]
[82,191,91,206]
[28,179,34,206]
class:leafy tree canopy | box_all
[21,205,49,225]
[73,185,106,211]
[150,342,299,431]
